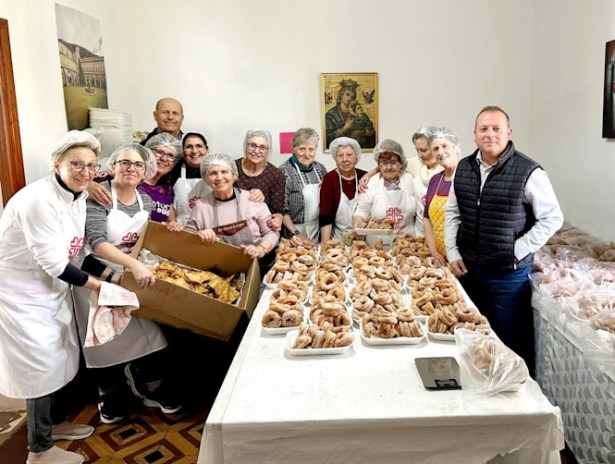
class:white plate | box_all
[284,330,353,356]
[354,228,393,236]
[261,305,306,334]
[360,322,425,345]
[415,314,428,323]
[427,330,456,341]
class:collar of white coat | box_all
[49,174,89,204]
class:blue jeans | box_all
[459,265,535,376]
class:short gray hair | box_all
[429,127,462,156]
[108,143,158,180]
[329,137,361,162]
[243,130,273,159]
[145,132,182,160]
[292,127,319,147]
[200,153,238,181]
[51,130,101,161]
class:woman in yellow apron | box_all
[423,127,461,267]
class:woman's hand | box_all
[197,228,218,244]
[88,182,113,206]
[430,250,448,268]
[267,215,282,231]
[128,261,155,289]
[358,169,376,194]
[241,243,264,259]
[248,189,265,203]
[164,221,183,232]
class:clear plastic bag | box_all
[582,330,615,380]
[455,328,529,395]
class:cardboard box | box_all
[120,221,261,341]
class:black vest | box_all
[454,142,540,270]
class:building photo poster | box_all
[55,3,108,130]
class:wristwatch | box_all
[292,230,300,236]
[105,270,115,283]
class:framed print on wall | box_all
[321,73,378,152]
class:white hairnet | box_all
[412,125,438,143]
[373,139,405,163]
[50,130,101,161]
[108,143,158,180]
[144,132,182,160]
[330,137,361,162]
[243,130,273,159]
[200,153,238,181]
[429,127,462,155]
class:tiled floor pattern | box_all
[57,403,207,464]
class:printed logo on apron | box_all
[213,189,254,247]
[386,207,404,228]
[120,232,140,250]
[68,236,85,258]
[213,220,249,237]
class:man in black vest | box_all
[445,106,563,375]
[140,97,185,146]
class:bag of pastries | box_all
[455,329,528,394]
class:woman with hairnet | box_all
[319,137,367,245]
[353,139,417,243]
[74,143,180,425]
[87,133,183,229]
[235,130,285,232]
[279,128,328,242]
[423,127,462,266]
[0,131,107,464]
[185,153,279,276]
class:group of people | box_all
[0,97,563,464]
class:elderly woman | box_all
[279,128,328,242]
[319,137,367,245]
[353,139,417,240]
[75,143,180,425]
[235,130,285,231]
[171,131,212,226]
[423,127,462,266]
[0,131,105,464]
[185,153,280,276]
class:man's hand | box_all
[449,259,468,278]
[88,182,113,206]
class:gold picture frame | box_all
[321,72,378,152]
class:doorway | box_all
[0,18,25,208]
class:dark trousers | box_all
[26,386,70,453]
[459,264,535,376]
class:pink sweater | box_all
[185,190,279,247]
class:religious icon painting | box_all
[321,73,378,152]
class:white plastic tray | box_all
[360,322,425,345]
[354,228,393,236]
[427,330,456,341]
[284,330,353,356]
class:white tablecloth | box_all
[199,289,564,464]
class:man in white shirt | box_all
[445,106,563,375]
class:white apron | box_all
[294,164,322,242]
[0,177,84,398]
[412,175,428,237]
[332,170,358,244]
[173,164,212,227]
[367,178,416,247]
[74,182,167,368]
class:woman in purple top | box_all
[423,127,461,266]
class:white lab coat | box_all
[0,175,86,398]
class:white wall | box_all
[529,0,615,239]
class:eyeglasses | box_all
[68,161,100,174]
[247,142,269,153]
[152,148,176,161]
[379,160,401,168]
[185,143,206,152]
[114,160,146,171]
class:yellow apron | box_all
[427,174,449,257]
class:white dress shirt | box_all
[445,150,563,264]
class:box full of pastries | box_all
[120,221,261,341]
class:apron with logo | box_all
[367,177,416,247]
[75,181,167,368]
[173,164,212,227]
[427,174,450,257]
[333,170,358,246]
[294,165,322,242]
[212,188,253,247]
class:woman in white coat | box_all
[75,144,180,425]
[0,131,105,464]
[353,139,417,244]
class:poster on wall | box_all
[603,39,615,139]
[55,4,108,130]
[321,73,378,152]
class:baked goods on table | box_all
[292,321,354,349]
[356,216,394,230]
[154,260,242,303]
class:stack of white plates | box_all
[89,107,133,144]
